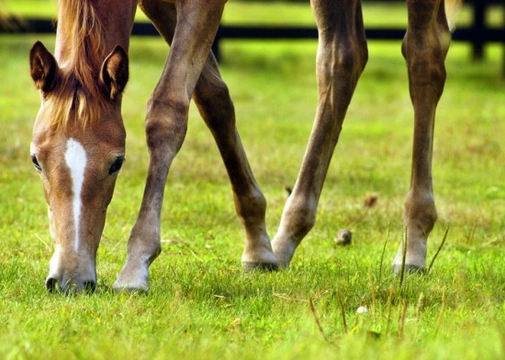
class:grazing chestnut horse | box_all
[29,0,461,292]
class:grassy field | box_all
[1,2,505,359]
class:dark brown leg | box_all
[271,0,368,267]
[114,0,227,291]
[146,0,277,269]
[392,0,451,272]
[114,0,276,291]
[193,61,278,270]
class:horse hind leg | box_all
[143,0,277,270]
[392,0,452,273]
[271,0,368,267]
[193,59,278,271]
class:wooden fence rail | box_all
[1,1,503,71]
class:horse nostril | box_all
[45,277,96,294]
[45,277,57,293]
[84,280,96,293]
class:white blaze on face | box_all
[64,139,87,252]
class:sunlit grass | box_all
[1,2,505,359]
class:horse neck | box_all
[55,0,137,68]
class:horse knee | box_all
[402,3,451,98]
[316,37,368,101]
[145,97,189,154]
[336,41,368,78]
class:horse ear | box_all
[100,45,129,100]
[30,41,58,92]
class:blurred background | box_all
[1,0,504,70]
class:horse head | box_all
[29,41,128,293]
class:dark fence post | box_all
[471,0,486,60]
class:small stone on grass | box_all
[335,229,352,246]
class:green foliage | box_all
[1,7,505,359]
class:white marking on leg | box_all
[64,139,87,252]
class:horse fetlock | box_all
[235,190,267,223]
[114,234,160,292]
[270,201,314,268]
[404,192,437,232]
[271,233,298,269]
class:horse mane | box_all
[49,0,109,130]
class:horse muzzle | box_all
[46,247,97,294]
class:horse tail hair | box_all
[444,0,463,31]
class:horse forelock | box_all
[50,0,110,130]
[44,72,109,131]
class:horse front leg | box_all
[392,0,451,273]
[113,0,226,292]
[271,0,368,267]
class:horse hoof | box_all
[242,261,279,272]
[112,277,149,294]
[112,280,149,294]
[112,285,148,295]
[392,264,427,276]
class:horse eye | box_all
[31,154,42,172]
[109,156,125,175]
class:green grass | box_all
[1,3,505,359]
